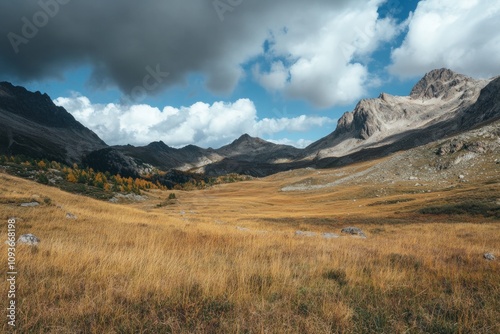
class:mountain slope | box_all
[1,69,499,179]
[0,82,106,163]
[113,141,223,171]
[109,134,302,176]
[216,134,302,163]
[306,69,492,159]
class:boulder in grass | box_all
[341,227,367,238]
[17,234,40,246]
[20,202,39,207]
[295,230,317,237]
[66,212,77,220]
[322,233,340,239]
[484,253,496,261]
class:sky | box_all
[0,0,499,149]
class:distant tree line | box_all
[0,154,252,193]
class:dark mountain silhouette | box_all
[0,82,106,163]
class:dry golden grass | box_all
[1,160,499,333]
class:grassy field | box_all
[1,158,499,333]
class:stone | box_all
[109,193,147,203]
[66,213,77,219]
[322,233,340,239]
[483,253,496,261]
[341,227,367,238]
[295,230,317,237]
[20,202,39,207]
[17,234,40,246]
[437,146,449,156]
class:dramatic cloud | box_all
[0,0,398,107]
[54,96,336,148]
[389,0,500,78]
[254,0,400,108]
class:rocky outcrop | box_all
[483,253,496,261]
[341,227,367,238]
[410,68,473,100]
[460,76,500,127]
[17,234,40,246]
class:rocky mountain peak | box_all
[0,82,106,163]
[228,134,270,148]
[147,141,170,150]
[181,144,206,153]
[306,68,495,159]
[410,68,471,100]
[235,133,256,142]
[0,81,84,129]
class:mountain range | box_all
[1,68,499,177]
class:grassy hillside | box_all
[1,154,499,333]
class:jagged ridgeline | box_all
[1,68,500,179]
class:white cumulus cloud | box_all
[389,0,500,78]
[253,0,400,108]
[54,95,336,148]
[267,138,314,149]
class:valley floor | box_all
[1,156,499,333]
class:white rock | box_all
[17,234,40,246]
[295,230,317,237]
[20,202,39,207]
[322,233,340,239]
[484,253,495,261]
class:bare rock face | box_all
[335,102,384,140]
[410,68,471,100]
[436,140,487,156]
[460,76,500,127]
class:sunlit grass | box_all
[0,167,499,333]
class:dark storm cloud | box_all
[0,0,354,97]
